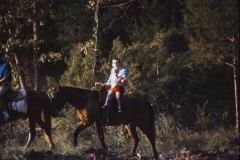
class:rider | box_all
[0,51,12,124]
[96,57,128,123]
[103,68,125,113]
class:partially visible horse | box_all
[0,89,55,150]
[51,85,158,159]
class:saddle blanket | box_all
[8,89,28,114]
[121,95,131,106]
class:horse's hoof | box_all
[49,145,55,150]
[132,153,141,160]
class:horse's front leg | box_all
[94,122,107,150]
[74,122,90,147]
[24,118,37,149]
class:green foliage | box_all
[59,40,100,88]
[0,0,239,158]
[53,0,94,56]
[182,0,238,64]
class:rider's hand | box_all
[95,82,104,86]
[95,82,100,86]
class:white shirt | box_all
[107,67,128,83]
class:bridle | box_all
[51,91,68,116]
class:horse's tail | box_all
[144,102,155,136]
[39,90,51,129]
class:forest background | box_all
[0,0,239,159]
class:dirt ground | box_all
[23,146,239,160]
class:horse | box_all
[0,89,55,150]
[51,85,158,159]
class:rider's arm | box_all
[102,83,111,88]
[95,82,111,88]
[116,78,128,87]
[110,78,128,88]
[0,77,9,84]
[120,78,128,86]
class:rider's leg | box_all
[0,100,9,120]
[106,93,117,116]
[0,85,10,121]
[103,90,113,108]
[107,87,124,115]
[101,91,114,124]
[115,92,121,112]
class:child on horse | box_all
[95,57,128,123]
[102,69,125,112]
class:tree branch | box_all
[101,14,124,33]
[100,0,134,9]
[218,59,234,67]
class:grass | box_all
[0,113,239,159]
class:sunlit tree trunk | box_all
[232,1,239,135]
[33,1,40,90]
[93,0,100,75]
[234,32,239,134]
[14,52,26,89]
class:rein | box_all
[77,89,95,109]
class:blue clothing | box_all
[0,60,12,83]
[107,67,128,83]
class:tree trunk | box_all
[93,0,100,75]
[14,52,26,89]
[33,1,40,90]
[234,58,239,131]
[234,31,239,136]
[233,31,240,156]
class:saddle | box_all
[8,90,19,100]
[3,89,28,114]
[121,95,132,106]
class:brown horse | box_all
[51,85,158,159]
[0,89,55,150]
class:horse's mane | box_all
[61,86,94,95]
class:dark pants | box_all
[105,87,124,117]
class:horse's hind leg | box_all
[125,123,140,157]
[37,119,55,150]
[94,122,107,150]
[24,118,37,149]
[137,123,158,159]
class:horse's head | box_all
[50,85,66,117]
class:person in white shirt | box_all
[95,57,128,123]
[102,69,126,112]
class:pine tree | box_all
[182,0,239,132]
